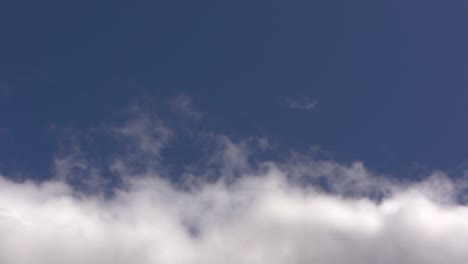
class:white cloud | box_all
[1,107,468,264]
[2,155,468,263]
[286,97,318,111]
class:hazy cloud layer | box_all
[1,105,468,264]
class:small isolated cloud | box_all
[286,97,318,111]
[169,94,203,121]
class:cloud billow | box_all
[1,167,468,263]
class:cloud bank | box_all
[1,104,468,264]
[1,167,468,264]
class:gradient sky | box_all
[2,1,468,178]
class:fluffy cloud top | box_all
[1,162,468,263]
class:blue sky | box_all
[2,1,468,179]
[1,2,468,263]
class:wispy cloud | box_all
[285,97,318,111]
[169,94,203,121]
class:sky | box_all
[1,1,468,263]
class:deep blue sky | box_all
[1,1,468,179]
